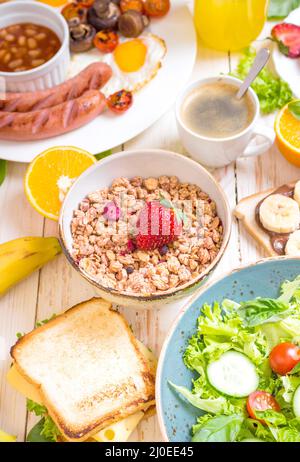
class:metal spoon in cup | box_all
[236,48,270,100]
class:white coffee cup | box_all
[175,75,274,168]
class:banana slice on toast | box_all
[259,194,300,234]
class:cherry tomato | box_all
[143,0,170,17]
[61,3,88,22]
[107,90,133,114]
[93,30,119,53]
[269,342,300,375]
[120,0,144,13]
[247,391,280,424]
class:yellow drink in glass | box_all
[194,0,269,51]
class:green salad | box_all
[170,276,300,442]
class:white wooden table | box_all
[0,15,298,442]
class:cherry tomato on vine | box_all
[269,342,300,375]
[94,30,119,53]
[107,90,133,114]
[247,391,280,424]
[143,0,170,17]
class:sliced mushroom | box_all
[69,21,96,53]
[87,2,121,30]
[118,10,149,38]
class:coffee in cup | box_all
[180,81,255,139]
[176,76,275,168]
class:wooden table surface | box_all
[0,13,298,442]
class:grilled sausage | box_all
[0,62,112,112]
[0,89,106,141]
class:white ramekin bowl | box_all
[59,149,232,309]
[0,1,70,92]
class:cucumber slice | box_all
[206,351,259,398]
[293,384,300,417]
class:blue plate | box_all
[156,257,300,442]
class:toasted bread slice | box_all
[11,298,155,442]
[234,181,297,257]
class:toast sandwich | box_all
[8,298,156,442]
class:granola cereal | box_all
[71,176,224,295]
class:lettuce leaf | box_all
[255,409,287,426]
[197,302,239,337]
[26,399,60,442]
[257,322,292,349]
[27,419,53,443]
[276,375,300,405]
[192,414,244,442]
[289,362,300,375]
[276,427,300,442]
[268,0,300,19]
[238,298,291,326]
[238,418,275,441]
[169,382,228,414]
[279,275,300,303]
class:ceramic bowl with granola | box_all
[59,149,231,308]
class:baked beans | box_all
[0,23,61,72]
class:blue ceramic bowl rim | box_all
[156,255,300,441]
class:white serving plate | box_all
[0,0,197,163]
[272,6,300,98]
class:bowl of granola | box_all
[59,149,231,308]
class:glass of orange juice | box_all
[194,0,269,51]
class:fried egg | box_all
[101,34,166,96]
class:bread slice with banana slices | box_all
[234,180,300,257]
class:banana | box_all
[294,180,300,207]
[0,429,16,442]
[259,194,300,234]
[285,230,300,256]
[0,237,61,296]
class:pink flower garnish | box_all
[103,201,121,221]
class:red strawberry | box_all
[135,201,182,251]
[271,23,300,58]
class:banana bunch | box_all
[0,237,61,296]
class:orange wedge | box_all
[275,101,300,167]
[25,146,96,221]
